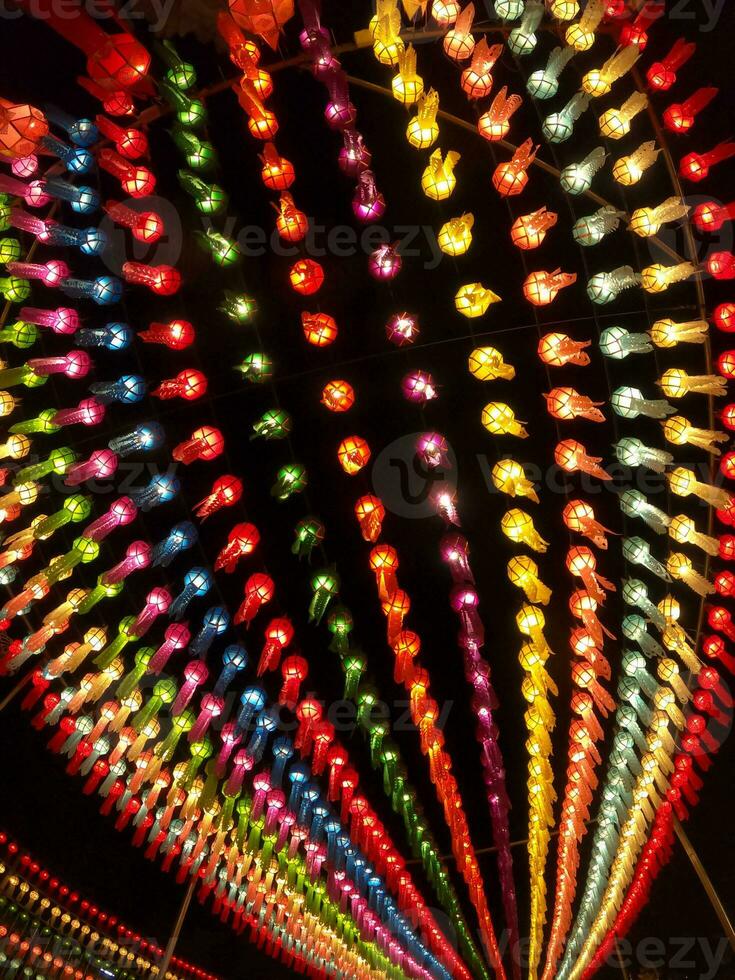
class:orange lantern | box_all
[544,387,605,422]
[510,207,558,250]
[370,544,400,599]
[492,138,538,196]
[478,86,522,141]
[555,440,610,480]
[321,380,355,412]
[538,333,591,367]
[260,142,295,190]
[290,259,324,295]
[355,495,385,543]
[523,269,577,306]
[0,99,48,160]
[461,39,502,99]
[237,81,279,139]
[391,629,421,684]
[275,192,308,242]
[443,3,476,62]
[228,0,294,50]
[337,436,371,475]
[302,312,337,346]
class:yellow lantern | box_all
[669,515,720,556]
[421,148,460,199]
[509,556,551,604]
[482,402,528,437]
[662,416,728,454]
[370,0,404,65]
[659,368,727,398]
[406,88,440,149]
[565,0,605,50]
[650,317,708,348]
[667,553,715,597]
[437,213,474,256]
[669,466,733,508]
[502,509,548,552]
[0,391,16,417]
[582,46,640,98]
[491,458,539,502]
[599,92,648,140]
[549,0,578,19]
[641,261,696,294]
[455,282,501,318]
[468,346,515,380]
[392,45,424,105]
[612,141,660,186]
[629,196,689,237]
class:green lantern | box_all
[271,463,307,500]
[237,352,273,383]
[291,516,325,558]
[251,409,291,441]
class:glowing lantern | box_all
[582,46,640,98]
[527,46,575,99]
[508,1,544,56]
[443,3,476,62]
[371,0,404,65]
[215,523,260,573]
[482,403,528,438]
[573,205,623,246]
[407,89,440,149]
[669,467,732,509]
[402,370,437,403]
[545,387,605,422]
[251,408,291,440]
[237,352,273,383]
[663,416,728,455]
[104,201,163,244]
[613,141,660,185]
[237,82,278,138]
[680,141,735,183]
[719,352,735,379]
[495,0,524,18]
[369,243,402,280]
[491,459,538,502]
[321,380,354,413]
[302,312,337,347]
[431,0,460,26]
[693,201,735,234]
[548,0,578,19]
[228,0,294,50]
[641,261,696,294]
[647,38,696,91]
[555,440,610,480]
[668,554,714,598]
[492,139,538,196]
[650,318,708,348]
[523,269,576,307]
[587,265,641,305]
[421,149,460,200]
[461,39,502,99]
[714,304,735,333]
[386,312,419,345]
[355,496,385,542]
[599,92,648,139]
[708,252,735,281]
[722,404,735,431]
[0,99,48,160]
[468,346,514,381]
[353,170,385,221]
[173,426,224,465]
[122,262,180,295]
[438,214,474,256]
[275,193,308,242]
[272,463,307,500]
[392,46,424,105]
[501,509,548,552]
[561,147,607,195]
[664,87,718,133]
[563,500,610,548]
[417,432,450,469]
[289,259,324,295]
[337,436,371,475]
[152,369,207,401]
[629,197,689,237]
[509,208,556,252]
[478,87,522,141]
[610,385,672,418]
[565,0,605,50]
[260,142,295,189]
[455,282,501,318]
[538,333,590,367]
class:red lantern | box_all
[215,523,260,573]
[523,269,577,307]
[337,436,371,475]
[720,535,735,561]
[0,99,48,160]
[714,304,735,333]
[721,404,735,431]
[228,0,294,50]
[618,1,664,50]
[321,380,355,413]
[103,201,164,244]
[492,139,538,197]
[647,38,696,92]
[707,252,735,281]
[693,202,735,234]
[663,87,718,134]
[715,570,735,597]
[354,496,385,543]
[302,312,337,346]
[122,262,181,296]
[138,319,195,350]
[173,426,225,465]
[717,351,735,379]
[680,141,735,183]
[461,39,502,100]
[152,369,207,401]
[275,192,308,242]
[290,259,324,295]
[720,453,735,481]
[235,572,274,626]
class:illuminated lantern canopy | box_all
[565,0,605,51]
[629,197,690,238]
[641,261,696,294]
[527,46,575,100]
[581,46,640,98]
[260,142,295,189]
[478,87,523,141]
[707,252,735,281]
[491,458,538,502]
[337,436,371,475]
[422,149,460,200]
[321,380,355,412]
[355,495,385,542]
[647,37,696,91]
[508,2,544,56]
[302,312,337,346]
[228,0,294,49]
[523,269,577,307]
[493,139,538,196]
[693,201,735,234]
[560,147,607,195]
[599,92,648,140]
[275,192,308,242]
[664,86,718,133]
[289,259,324,295]
[511,207,558,250]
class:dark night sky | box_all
[1,3,735,978]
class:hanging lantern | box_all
[613,141,660,186]
[538,333,591,367]
[641,261,696,294]
[407,89,440,149]
[680,141,735,183]
[693,201,735,234]
[417,432,450,469]
[482,402,528,438]
[301,311,338,347]
[508,1,544,56]
[587,265,642,305]
[492,139,538,196]
[368,243,402,280]
[647,37,696,91]
[528,45,575,100]
[478,86,523,141]
[337,436,371,475]
[260,142,295,190]
[172,426,224,465]
[501,508,548,552]
[437,214,474,256]
[663,416,728,455]
[275,192,308,242]
[650,317,708,348]
[491,458,539,502]
[573,205,624,247]
[321,380,355,413]
[599,92,648,139]
[455,282,501,318]
[355,495,385,542]
[289,259,324,295]
[555,440,610,480]
[663,86,718,133]
[468,346,514,380]
[392,45,424,105]
[353,170,385,222]
[582,46,640,98]
[431,0,460,26]
[563,500,611,548]
[707,252,735,281]
[386,312,419,345]
[560,147,607,195]
[228,0,294,50]
[421,149,460,200]
[549,0,578,20]
[542,92,590,143]
[461,39,502,99]
[544,387,605,422]
[0,99,48,160]
[371,1,404,65]
[714,304,735,333]
[443,3,476,62]
[565,0,605,51]
[523,269,577,307]
[402,370,437,403]
[511,207,558,250]
[629,197,689,237]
